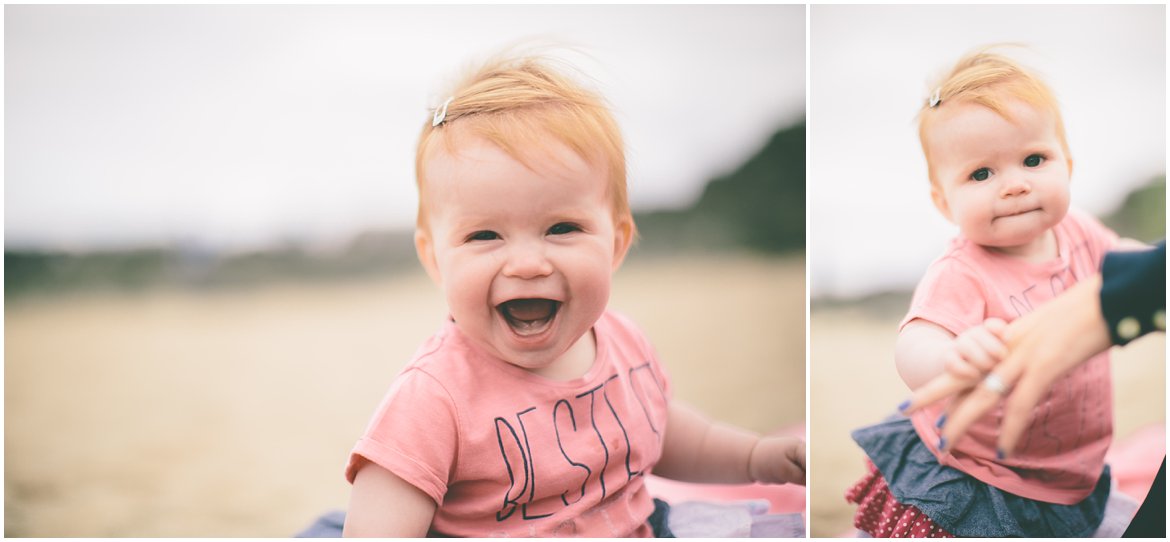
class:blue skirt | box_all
[852,414,1111,537]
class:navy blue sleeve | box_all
[1099,240,1166,346]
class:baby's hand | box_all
[942,318,1009,383]
[747,436,805,486]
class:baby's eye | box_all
[547,222,581,235]
[467,231,499,242]
[970,168,991,182]
[1023,154,1045,167]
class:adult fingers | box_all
[937,382,1000,452]
[945,355,984,381]
[933,385,974,431]
[996,365,1052,456]
[941,358,1027,454]
[903,372,975,415]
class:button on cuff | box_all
[1117,317,1142,341]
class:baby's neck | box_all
[527,329,597,381]
[984,229,1059,262]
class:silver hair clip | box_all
[432,96,454,127]
[929,87,942,108]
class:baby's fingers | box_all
[785,443,806,486]
[955,328,1007,373]
[983,318,1008,339]
[756,437,806,486]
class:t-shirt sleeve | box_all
[345,368,459,505]
[608,310,672,401]
[900,256,988,336]
[638,325,672,403]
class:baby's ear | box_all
[415,229,442,285]
[930,184,953,222]
[611,219,634,271]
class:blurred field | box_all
[5,253,805,537]
[810,301,1166,538]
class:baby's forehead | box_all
[926,98,1055,139]
[427,128,609,184]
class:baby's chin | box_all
[492,343,591,381]
[503,323,600,378]
[468,326,583,369]
[982,208,1064,242]
[977,229,1059,257]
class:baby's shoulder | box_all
[387,323,480,397]
[924,240,987,278]
[596,309,645,337]
[1058,207,1116,239]
[595,310,657,354]
[911,243,993,300]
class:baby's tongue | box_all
[503,299,557,322]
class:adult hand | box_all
[903,273,1110,456]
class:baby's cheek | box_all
[957,206,993,237]
[444,263,491,309]
[576,270,614,315]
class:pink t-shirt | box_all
[346,310,671,537]
[901,209,1119,504]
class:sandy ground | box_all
[5,254,805,537]
[809,303,1166,538]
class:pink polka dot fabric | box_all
[845,461,955,538]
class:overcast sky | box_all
[810,4,1165,298]
[6,4,805,252]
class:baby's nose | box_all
[1000,175,1031,197]
[503,242,553,279]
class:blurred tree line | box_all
[5,231,421,297]
[629,120,805,256]
[1102,176,1166,244]
[7,120,1164,298]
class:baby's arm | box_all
[344,462,436,537]
[896,318,1008,390]
[652,402,805,486]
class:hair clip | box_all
[929,87,942,108]
[432,96,454,127]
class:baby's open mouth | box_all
[498,299,560,336]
